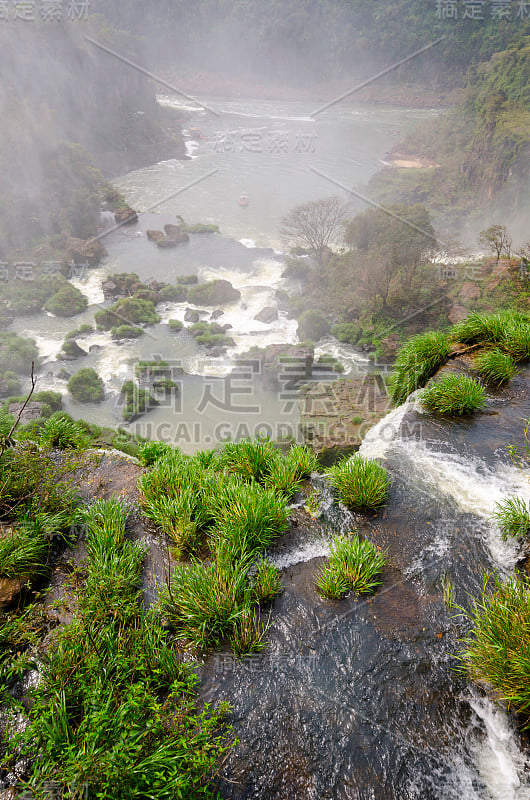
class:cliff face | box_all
[0,22,185,252]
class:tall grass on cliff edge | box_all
[326,454,389,512]
[390,330,451,405]
[7,495,233,797]
[420,373,486,415]
[459,572,530,726]
[475,348,518,386]
[452,311,530,361]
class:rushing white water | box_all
[69,266,106,305]
[470,696,530,800]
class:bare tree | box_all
[478,225,512,264]
[280,196,348,267]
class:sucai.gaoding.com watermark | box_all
[434,0,530,20]
[0,0,90,22]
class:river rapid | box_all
[14,96,434,449]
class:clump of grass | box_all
[326,455,389,512]
[0,528,49,579]
[493,496,530,539]
[420,373,486,415]
[316,534,387,599]
[390,330,451,405]
[475,349,518,386]
[39,415,90,449]
[253,558,282,602]
[452,311,514,346]
[210,480,289,560]
[217,436,277,483]
[142,492,205,557]
[283,443,319,478]
[315,563,349,600]
[459,572,530,725]
[452,311,530,362]
[161,556,254,650]
[263,455,302,499]
[7,489,232,796]
[229,603,268,657]
[138,440,174,466]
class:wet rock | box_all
[102,280,119,301]
[8,401,47,423]
[187,279,241,306]
[255,306,278,324]
[184,308,200,323]
[0,577,27,609]
[146,229,165,242]
[156,237,178,249]
[60,339,88,359]
[114,208,138,225]
[88,344,102,353]
[380,333,400,360]
[67,237,107,266]
[211,309,224,320]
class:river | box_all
[13,96,435,449]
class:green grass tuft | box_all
[420,373,486,415]
[494,496,530,539]
[326,455,389,512]
[460,572,530,726]
[475,348,518,386]
[316,534,387,599]
[390,330,451,406]
[39,415,90,450]
[253,558,282,602]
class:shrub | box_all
[168,319,184,332]
[475,349,518,386]
[326,455,389,511]
[187,280,241,306]
[39,415,90,450]
[494,496,530,539]
[420,373,486,415]
[0,333,40,374]
[44,283,88,317]
[316,534,387,599]
[460,572,530,725]
[390,330,451,405]
[159,285,187,302]
[111,324,144,339]
[331,323,360,346]
[32,391,63,413]
[120,381,158,420]
[0,371,21,397]
[297,310,330,342]
[95,297,160,330]
[67,368,104,403]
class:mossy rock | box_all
[187,280,241,306]
[44,283,88,317]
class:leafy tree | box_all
[478,225,512,263]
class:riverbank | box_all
[160,68,447,109]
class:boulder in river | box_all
[211,309,224,320]
[187,279,241,306]
[254,306,278,324]
[8,401,48,423]
[67,237,107,266]
[184,308,201,323]
[114,208,138,225]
